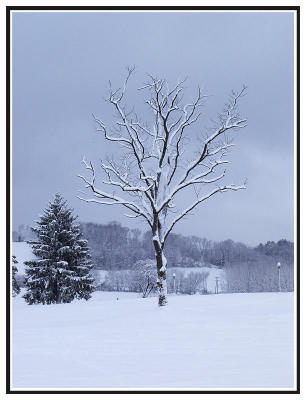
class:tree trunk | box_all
[153,237,167,306]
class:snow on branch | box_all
[92,114,132,147]
[101,161,154,194]
[80,71,247,245]
[78,157,153,227]
[174,86,247,187]
[162,183,246,244]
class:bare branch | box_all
[92,114,132,146]
[78,157,153,227]
[173,87,247,187]
[81,72,247,260]
[162,183,246,244]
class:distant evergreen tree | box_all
[12,255,21,296]
[23,194,95,305]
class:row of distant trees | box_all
[97,260,294,296]
[93,241,294,295]
[12,194,294,302]
[14,221,294,271]
[99,261,210,297]
[13,218,294,299]
[226,260,294,293]
[80,222,290,270]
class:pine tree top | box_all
[30,194,79,236]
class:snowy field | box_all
[12,291,294,390]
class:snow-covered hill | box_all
[12,242,35,275]
[12,291,294,389]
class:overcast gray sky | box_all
[12,11,295,246]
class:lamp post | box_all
[277,262,281,292]
[173,272,176,294]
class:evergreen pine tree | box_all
[12,255,21,296]
[23,194,95,304]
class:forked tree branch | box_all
[80,70,247,241]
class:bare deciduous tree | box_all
[133,259,156,298]
[79,68,247,306]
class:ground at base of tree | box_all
[12,291,294,389]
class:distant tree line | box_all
[78,223,295,294]
[13,221,294,272]
[101,261,210,297]
[254,240,294,264]
[225,258,294,293]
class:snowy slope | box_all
[12,242,35,275]
[12,291,294,389]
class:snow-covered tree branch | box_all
[79,69,247,306]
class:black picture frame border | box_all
[6,5,300,395]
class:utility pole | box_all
[203,273,207,294]
[173,272,176,294]
[277,262,281,292]
[215,277,219,294]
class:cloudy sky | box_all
[12,11,295,246]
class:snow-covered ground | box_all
[12,291,294,390]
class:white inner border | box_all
[8,7,298,393]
